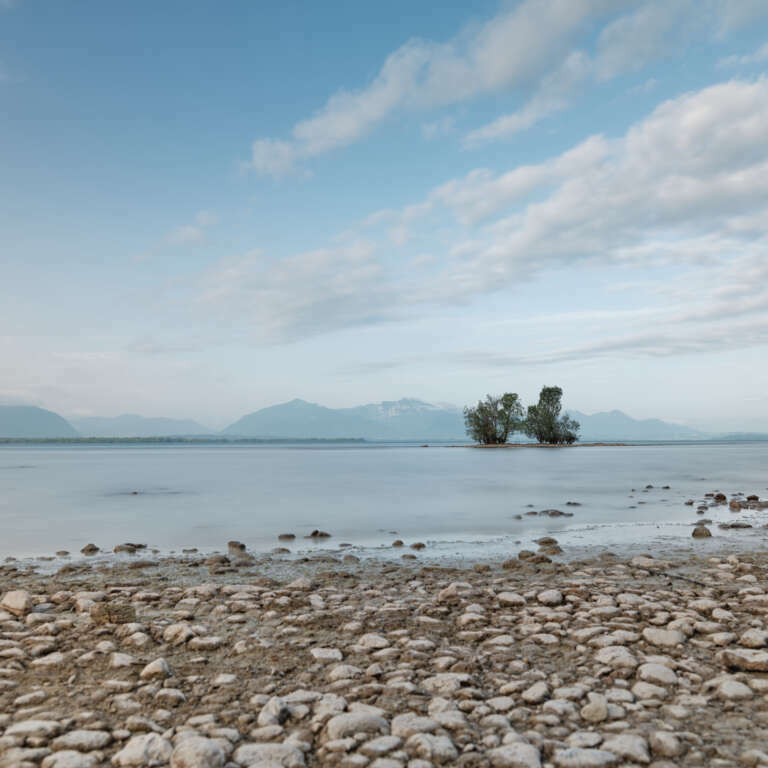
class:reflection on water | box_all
[0,442,766,559]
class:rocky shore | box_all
[3,550,768,768]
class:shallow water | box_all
[1,442,767,562]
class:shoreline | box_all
[3,548,768,766]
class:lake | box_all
[1,442,767,563]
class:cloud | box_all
[167,210,218,245]
[464,52,591,144]
[198,241,396,342]
[246,0,768,172]
[248,0,629,175]
[208,78,768,366]
[718,41,768,68]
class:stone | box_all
[649,731,682,758]
[43,753,100,768]
[554,748,618,767]
[6,719,62,739]
[111,733,173,766]
[488,742,542,768]
[692,526,712,538]
[537,589,563,606]
[140,658,171,680]
[391,713,438,738]
[740,629,768,648]
[601,734,650,764]
[405,733,458,764]
[1,589,33,616]
[325,712,389,740]
[521,681,549,704]
[232,743,306,767]
[170,736,226,768]
[594,645,638,669]
[637,662,678,685]
[580,693,608,723]
[718,648,768,672]
[497,592,526,606]
[52,730,112,751]
[642,628,685,647]
[311,647,343,663]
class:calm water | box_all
[1,442,767,562]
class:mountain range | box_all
[0,400,758,442]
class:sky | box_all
[2,0,768,432]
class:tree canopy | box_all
[524,386,580,445]
[463,393,524,445]
[464,386,580,445]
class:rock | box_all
[601,734,650,763]
[642,628,685,647]
[580,693,608,723]
[648,731,682,758]
[325,712,389,740]
[637,662,677,685]
[1,589,33,616]
[52,730,112,751]
[718,648,768,672]
[692,526,711,538]
[140,658,171,680]
[6,719,62,739]
[497,592,526,606]
[232,743,306,767]
[405,733,458,764]
[521,681,549,704]
[311,647,343,663]
[170,736,226,768]
[740,629,768,648]
[43,753,100,768]
[594,645,638,669]
[488,743,542,767]
[391,713,438,738]
[554,748,618,767]
[537,589,563,606]
[111,733,172,766]
[80,543,99,555]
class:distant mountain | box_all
[567,409,704,441]
[0,405,79,438]
[71,414,213,438]
[224,398,465,440]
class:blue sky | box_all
[2,0,768,430]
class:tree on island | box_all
[524,386,580,444]
[464,393,524,444]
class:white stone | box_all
[325,712,389,740]
[637,663,678,685]
[649,731,682,758]
[170,736,226,768]
[594,646,638,669]
[422,673,471,696]
[391,713,438,738]
[405,733,458,764]
[358,633,390,649]
[111,733,172,766]
[140,658,170,680]
[6,719,62,738]
[521,681,549,704]
[0,589,32,617]
[740,629,768,648]
[488,742,542,768]
[601,734,650,764]
[43,753,100,768]
[497,592,526,607]
[554,748,618,767]
[537,589,563,606]
[232,742,306,767]
[642,628,685,647]
[718,648,768,671]
[52,730,112,751]
[310,647,342,662]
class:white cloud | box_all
[198,241,395,342]
[248,0,631,175]
[246,0,768,171]
[167,210,218,245]
[718,41,768,68]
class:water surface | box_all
[1,442,767,562]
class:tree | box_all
[524,386,580,445]
[464,393,524,444]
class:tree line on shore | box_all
[464,386,580,445]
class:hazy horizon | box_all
[3,1,768,433]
